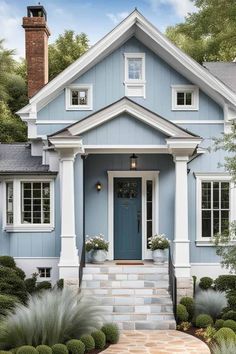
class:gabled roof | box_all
[49,97,199,139]
[17,10,236,117]
[203,62,236,93]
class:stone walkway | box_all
[103,330,210,354]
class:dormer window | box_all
[124,53,146,98]
[172,85,199,110]
[66,84,93,110]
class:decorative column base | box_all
[176,276,193,303]
[58,234,80,279]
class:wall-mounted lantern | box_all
[130,154,138,170]
[96,181,102,191]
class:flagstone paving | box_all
[103,330,210,354]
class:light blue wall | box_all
[82,113,167,145]
[37,36,223,137]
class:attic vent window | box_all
[124,53,146,98]
[172,85,199,111]
[66,84,93,110]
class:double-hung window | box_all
[4,179,54,232]
[124,53,146,97]
[196,174,236,244]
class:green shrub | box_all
[179,297,194,320]
[57,279,64,290]
[66,339,85,354]
[101,323,119,344]
[0,256,16,268]
[228,295,236,310]
[195,290,227,320]
[91,330,106,349]
[223,319,236,332]
[0,267,27,303]
[196,314,213,328]
[213,327,236,343]
[17,346,38,354]
[52,344,68,354]
[80,335,95,352]
[222,310,236,321]
[176,304,188,323]
[36,345,52,354]
[24,277,37,294]
[36,281,52,291]
[0,294,17,315]
[212,340,236,354]
[0,351,13,353]
[215,319,225,330]
[14,267,26,280]
[199,277,214,290]
[215,275,236,292]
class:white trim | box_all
[196,173,236,244]
[67,98,194,137]
[2,178,55,233]
[65,84,93,111]
[35,119,224,125]
[124,53,146,98]
[172,85,199,111]
[107,170,159,260]
[37,120,77,125]
[83,145,169,154]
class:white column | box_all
[58,149,79,279]
[173,155,191,278]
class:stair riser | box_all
[83,273,169,281]
[93,305,173,313]
[81,288,169,296]
[83,266,168,274]
[81,280,169,289]
[102,313,175,322]
[116,321,176,330]
[92,296,172,306]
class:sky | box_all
[0,0,196,60]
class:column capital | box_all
[173,155,189,163]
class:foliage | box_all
[66,340,85,354]
[79,335,95,352]
[14,267,26,280]
[48,30,89,80]
[51,344,68,354]
[199,277,214,290]
[36,345,52,354]
[176,321,191,331]
[36,281,52,291]
[213,327,236,344]
[0,288,103,348]
[212,340,236,354]
[196,314,213,328]
[0,256,16,268]
[0,351,12,353]
[0,294,18,316]
[57,279,64,290]
[24,274,37,294]
[17,346,38,354]
[196,326,216,343]
[148,234,169,251]
[215,319,225,330]
[85,235,109,252]
[195,290,227,320]
[176,304,188,323]
[0,101,26,143]
[91,331,106,350]
[0,266,28,303]
[228,294,236,310]
[215,275,236,292]
[222,311,236,321]
[179,297,194,320]
[223,320,236,332]
[101,323,119,344]
[165,0,236,63]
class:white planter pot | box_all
[91,249,107,264]
[152,249,167,264]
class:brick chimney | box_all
[22,5,50,98]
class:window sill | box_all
[195,240,215,247]
[66,106,93,111]
[4,225,54,233]
[172,107,198,111]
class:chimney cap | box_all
[27,5,47,21]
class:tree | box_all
[0,101,26,143]
[166,0,236,63]
[49,30,89,80]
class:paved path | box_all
[103,330,210,354]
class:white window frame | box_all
[2,176,54,232]
[37,267,52,279]
[65,84,93,111]
[124,53,146,98]
[196,173,236,246]
[172,85,199,111]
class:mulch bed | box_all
[89,344,110,353]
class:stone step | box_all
[81,287,170,296]
[102,312,175,322]
[116,320,176,330]
[94,304,173,313]
[88,295,172,306]
[83,265,168,275]
[83,273,169,281]
[81,280,169,289]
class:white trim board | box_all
[107,170,159,260]
[36,119,225,125]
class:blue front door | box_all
[114,178,142,260]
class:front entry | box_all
[114,178,142,259]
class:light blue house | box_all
[1,6,236,301]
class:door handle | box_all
[137,212,141,233]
